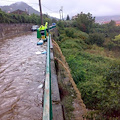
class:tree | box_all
[108,20,116,27]
[57,21,65,29]
[75,12,95,33]
[101,62,120,116]
[52,18,57,23]
[89,33,105,46]
[0,9,52,24]
[66,15,70,20]
[0,9,5,23]
[112,34,120,45]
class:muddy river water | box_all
[0,32,46,120]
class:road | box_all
[0,32,46,120]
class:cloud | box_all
[0,0,120,18]
[41,0,120,18]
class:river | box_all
[0,32,46,120]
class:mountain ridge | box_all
[95,15,120,23]
[0,1,39,15]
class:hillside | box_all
[95,15,120,24]
[53,14,120,119]
[0,2,39,15]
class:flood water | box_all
[0,32,46,120]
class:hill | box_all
[0,2,39,15]
[95,15,120,24]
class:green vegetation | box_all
[66,15,70,20]
[73,12,95,33]
[0,8,56,24]
[112,34,120,46]
[58,78,76,120]
[54,58,76,120]
[54,13,120,119]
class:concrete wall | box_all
[0,24,33,39]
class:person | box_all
[38,25,45,40]
[45,22,48,36]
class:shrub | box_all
[65,28,75,38]
[100,62,120,116]
[106,42,115,50]
[88,33,105,46]
[104,62,120,88]
[112,34,120,45]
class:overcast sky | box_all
[0,0,120,18]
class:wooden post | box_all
[39,0,43,25]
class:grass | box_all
[53,39,86,119]
[53,26,120,119]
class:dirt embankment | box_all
[52,40,87,120]
[0,24,33,40]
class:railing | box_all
[43,34,52,120]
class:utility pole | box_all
[59,9,62,20]
[59,6,63,20]
[39,0,43,25]
[61,6,63,20]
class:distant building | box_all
[72,12,83,20]
[116,21,120,26]
[72,15,78,20]
[10,9,28,15]
[102,21,110,24]
[101,21,120,26]
[8,11,10,13]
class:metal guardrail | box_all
[43,34,52,120]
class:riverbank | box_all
[0,23,33,40]
[52,39,87,120]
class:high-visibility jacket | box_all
[45,22,48,29]
[38,25,45,31]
